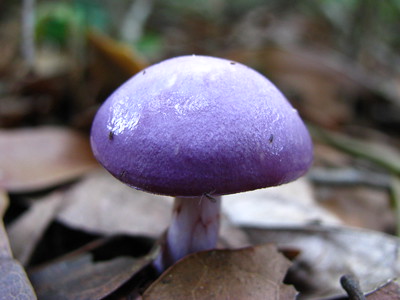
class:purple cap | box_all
[91,55,313,197]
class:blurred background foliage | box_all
[1,0,400,132]
[2,0,399,65]
[2,0,399,176]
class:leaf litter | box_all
[56,169,250,248]
[5,167,400,299]
[2,1,400,298]
[143,244,296,300]
[223,178,341,228]
[366,280,400,299]
[29,235,158,300]
[56,169,172,238]
[245,225,400,299]
[0,126,98,193]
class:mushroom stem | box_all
[153,195,221,272]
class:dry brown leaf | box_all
[57,169,172,237]
[0,126,98,192]
[29,235,157,300]
[30,254,148,300]
[7,191,65,265]
[87,30,147,76]
[223,178,341,228]
[366,280,400,299]
[143,244,296,300]
[245,225,400,299]
[316,185,394,231]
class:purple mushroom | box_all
[90,55,313,272]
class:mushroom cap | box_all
[91,55,313,197]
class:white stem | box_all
[22,0,36,70]
[120,0,153,43]
[154,196,221,272]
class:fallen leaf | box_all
[87,29,147,76]
[223,178,341,227]
[29,235,157,300]
[7,191,65,265]
[245,225,400,299]
[143,244,296,300]
[0,126,98,192]
[30,255,143,300]
[366,280,400,299]
[57,169,172,237]
[316,185,394,232]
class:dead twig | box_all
[340,274,366,300]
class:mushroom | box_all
[90,55,313,272]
